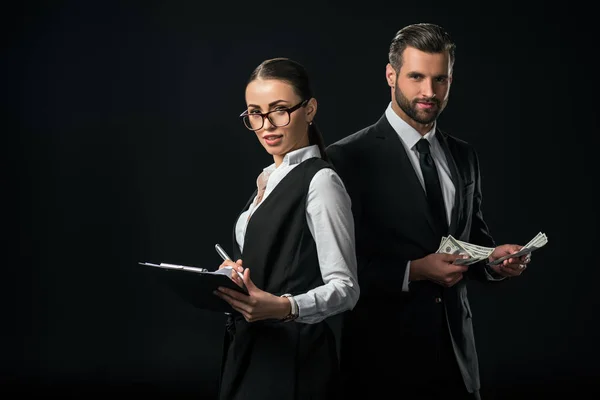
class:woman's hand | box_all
[214,268,292,322]
[218,259,245,287]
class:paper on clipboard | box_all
[138,261,247,314]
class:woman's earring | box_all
[308,121,313,126]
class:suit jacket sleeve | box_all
[327,143,411,299]
[463,148,503,282]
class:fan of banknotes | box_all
[436,232,548,266]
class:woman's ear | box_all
[305,98,317,122]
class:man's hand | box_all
[410,253,469,287]
[488,244,531,277]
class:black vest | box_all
[232,157,331,294]
[219,157,341,400]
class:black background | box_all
[5,0,599,398]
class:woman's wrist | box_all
[280,294,298,321]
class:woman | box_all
[213,57,359,400]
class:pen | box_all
[214,244,240,317]
[215,243,232,261]
[159,263,208,273]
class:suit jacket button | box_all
[435,297,442,303]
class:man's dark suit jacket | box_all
[326,113,499,396]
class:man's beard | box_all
[394,84,445,125]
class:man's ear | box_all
[385,63,397,87]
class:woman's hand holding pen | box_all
[218,259,243,270]
[216,243,245,287]
[214,267,292,323]
[218,258,245,287]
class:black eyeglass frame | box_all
[239,100,308,131]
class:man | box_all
[326,23,531,400]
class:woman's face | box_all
[244,78,315,165]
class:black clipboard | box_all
[139,262,248,314]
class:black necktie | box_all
[415,138,448,234]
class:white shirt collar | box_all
[263,144,321,173]
[385,102,437,149]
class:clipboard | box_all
[139,262,248,314]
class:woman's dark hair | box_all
[248,57,328,162]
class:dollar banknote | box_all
[436,235,492,265]
[486,232,548,266]
[436,232,547,266]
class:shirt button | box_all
[435,297,442,303]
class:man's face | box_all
[389,46,452,127]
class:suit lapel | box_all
[436,130,463,236]
[373,115,440,238]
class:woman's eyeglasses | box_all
[239,100,308,131]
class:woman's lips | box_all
[263,134,283,146]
